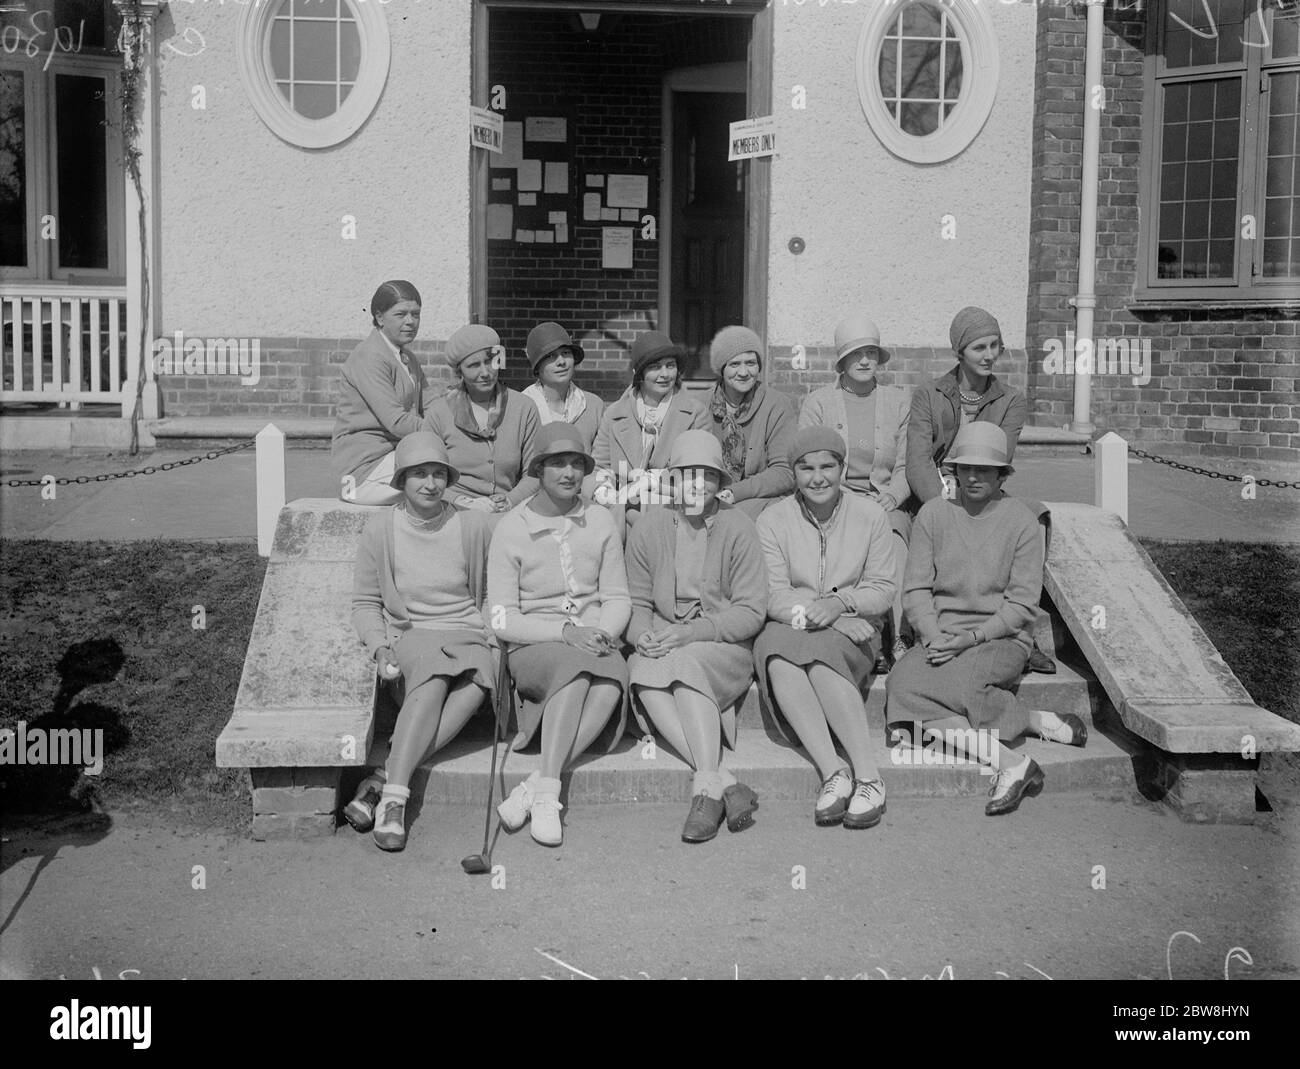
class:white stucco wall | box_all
[768,0,1036,350]
[155,0,471,340]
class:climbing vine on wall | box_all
[118,0,149,454]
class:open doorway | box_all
[471,2,769,396]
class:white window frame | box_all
[236,0,390,150]
[855,0,999,165]
[0,55,125,283]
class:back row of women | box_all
[341,280,1087,854]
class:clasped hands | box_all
[561,622,619,656]
[922,629,981,666]
[799,597,875,645]
[459,493,510,513]
[633,623,695,658]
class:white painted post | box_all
[256,423,286,557]
[1094,430,1128,524]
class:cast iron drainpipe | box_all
[1068,0,1105,435]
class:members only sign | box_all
[471,106,503,154]
[728,116,776,162]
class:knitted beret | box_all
[709,325,764,378]
[949,306,1002,355]
[446,324,501,371]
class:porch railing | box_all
[0,284,132,410]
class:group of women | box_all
[339,280,1087,854]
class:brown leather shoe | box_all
[722,783,759,833]
[985,759,1045,816]
[681,794,726,843]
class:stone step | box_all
[376,661,1131,809]
[399,704,1143,809]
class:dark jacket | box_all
[905,367,1027,504]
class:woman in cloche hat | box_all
[754,428,897,831]
[886,423,1087,818]
[424,322,539,516]
[624,430,766,844]
[520,321,606,453]
[346,432,499,851]
[592,329,710,538]
[487,423,632,848]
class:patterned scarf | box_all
[450,383,507,441]
[709,384,752,482]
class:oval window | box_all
[237,0,390,149]
[857,0,998,164]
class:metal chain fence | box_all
[3,439,1296,490]
[1126,447,1300,489]
[2,440,254,488]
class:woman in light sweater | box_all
[799,315,912,668]
[704,326,796,519]
[487,422,632,847]
[592,330,710,539]
[886,423,1086,817]
[347,432,497,851]
[424,323,539,516]
[332,280,442,506]
[521,321,606,453]
[754,427,897,830]
[625,430,766,844]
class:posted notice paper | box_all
[487,203,513,240]
[517,159,542,191]
[544,162,569,194]
[605,174,649,209]
[525,116,567,143]
[501,122,523,168]
[602,227,634,270]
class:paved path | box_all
[2,791,1297,980]
[2,446,1297,543]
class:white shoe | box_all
[529,796,564,846]
[814,767,853,826]
[844,779,886,829]
[497,780,535,831]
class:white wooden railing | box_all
[0,284,131,410]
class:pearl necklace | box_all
[958,384,988,404]
[404,504,449,530]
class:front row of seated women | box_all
[349,420,1087,853]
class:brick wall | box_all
[486,9,747,397]
[1026,4,1300,462]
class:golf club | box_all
[462,645,513,875]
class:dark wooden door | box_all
[670,91,746,378]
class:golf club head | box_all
[460,854,491,875]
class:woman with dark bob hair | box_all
[886,423,1086,817]
[754,427,897,830]
[346,432,497,851]
[487,422,632,847]
[592,330,710,538]
[332,280,442,506]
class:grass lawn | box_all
[0,538,1296,832]
[0,541,265,829]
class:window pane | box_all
[55,74,108,270]
[293,0,337,15]
[0,70,26,268]
[1156,76,1240,281]
[902,2,942,36]
[294,20,337,82]
[879,46,898,99]
[900,40,941,99]
[1262,72,1297,276]
[294,83,336,121]
[53,0,122,52]
[1273,12,1300,60]
[271,19,291,80]
[340,20,360,82]
[899,101,939,136]
[944,41,963,100]
[1165,0,1246,68]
